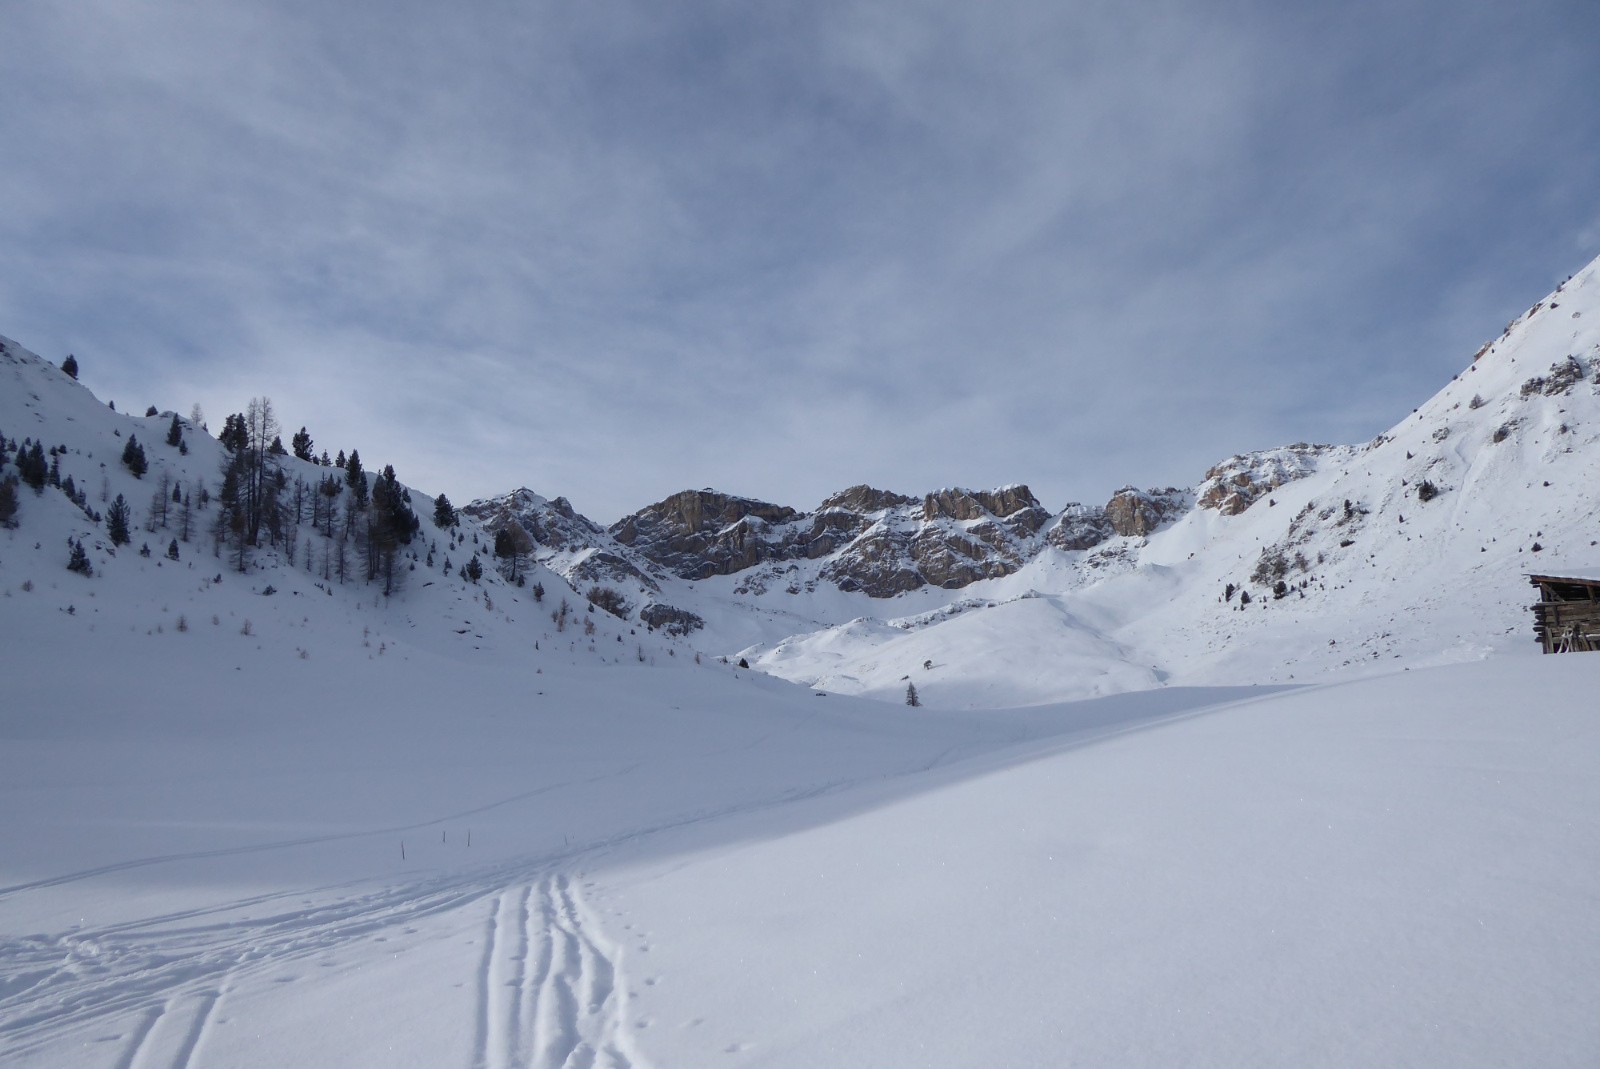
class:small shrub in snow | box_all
[240,619,253,636]
[586,585,631,619]
[1416,480,1439,502]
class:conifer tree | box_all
[345,450,368,508]
[61,354,78,379]
[106,494,132,546]
[433,493,457,528]
[18,441,47,491]
[905,683,921,707]
[219,413,249,453]
[166,414,183,447]
[121,435,148,478]
[493,523,533,582]
[368,464,418,594]
[291,427,314,461]
[67,539,92,574]
[0,476,18,528]
[177,490,194,543]
[150,471,173,528]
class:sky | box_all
[3,1,1599,523]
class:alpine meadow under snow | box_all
[2,254,1600,1067]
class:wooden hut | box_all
[1529,573,1600,653]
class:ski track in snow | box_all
[0,871,483,1064]
[0,867,642,1069]
[106,983,226,1069]
[475,875,638,1069]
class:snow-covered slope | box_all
[3,259,1600,1066]
[739,256,1600,704]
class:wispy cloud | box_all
[2,0,1597,520]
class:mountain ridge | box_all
[4,250,1599,708]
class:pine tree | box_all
[150,470,173,528]
[464,554,483,583]
[106,494,132,546]
[219,413,249,453]
[166,414,183,447]
[61,354,79,379]
[177,490,194,543]
[291,427,314,461]
[905,683,921,707]
[0,476,18,528]
[67,539,92,575]
[268,435,287,456]
[18,441,47,491]
[433,493,457,528]
[345,450,368,508]
[493,524,533,582]
[121,435,148,478]
[368,464,418,594]
[167,538,180,561]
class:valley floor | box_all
[2,635,1597,1067]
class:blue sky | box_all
[3,0,1598,521]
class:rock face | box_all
[1045,504,1115,551]
[640,603,705,636]
[469,480,1201,602]
[1105,486,1188,537]
[461,487,663,595]
[611,489,799,580]
[1196,445,1332,516]
[463,488,611,554]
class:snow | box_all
[4,255,1600,1066]
[3,609,1597,1065]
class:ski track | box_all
[0,740,979,1066]
[477,875,637,1069]
[103,983,227,1069]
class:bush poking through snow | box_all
[586,585,631,619]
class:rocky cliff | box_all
[469,477,1203,607]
